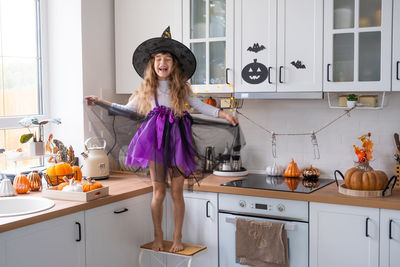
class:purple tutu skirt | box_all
[125,105,196,178]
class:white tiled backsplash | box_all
[239,93,400,178]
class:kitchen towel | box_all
[236,218,289,267]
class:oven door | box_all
[219,212,309,267]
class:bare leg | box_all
[150,162,166,251]
[169,176,185,252]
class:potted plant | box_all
[346,94,358,108]
[18,117,61,156]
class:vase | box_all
[30,141,45,156]
[347,100,357,108]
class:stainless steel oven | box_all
[218,193,309,267]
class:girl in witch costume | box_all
[85,27,238,252]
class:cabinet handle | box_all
[279,66,284,83]
[225,68,230,84]
[365,217,370,237]
[75,222,82,242]
[206,201,211,218]
[389,219,393,239]
[268,67,272,84]
[114,208,129,214]
[397,61,400,80]
[327,64,331,82]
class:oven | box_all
[218,193,309,267]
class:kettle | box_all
[81,137,109,180]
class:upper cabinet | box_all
[323,0,392,92]
[234,0,323,94]
[114,0,182,94]
[182,0,234,94]
[392,0,400,91]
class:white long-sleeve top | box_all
[112,80,219,117]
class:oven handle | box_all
[225,216,296,231]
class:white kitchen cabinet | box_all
[323,0,392,92]
[165,190,218,267]
[85,193,154,267]
[380,209,400,267]
[0,212,85,267]
[182,0,234,94]
[234,0,323,94]
[310,202,379,267]
[392,0,400,91]
[114,0,182,94]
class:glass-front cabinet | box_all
[324,0,392,92]
[183,0,234,93]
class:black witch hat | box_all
[132,27,197,79]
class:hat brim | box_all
[132,37,197,79]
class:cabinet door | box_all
[323,0,392,92]
[380,209,400,267]
[310,202,379,267]
[393,0,400,91]
[183,0,234,94]
[1,212,85,267]
[277,0,323,92]
[115,0,182,94]
[166,191,218,267]
[234,0,277,93]
[85,193,154,267]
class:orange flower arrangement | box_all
[353,133,374,163]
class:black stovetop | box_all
[221,174,335,194]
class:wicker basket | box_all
[42,171,76,187]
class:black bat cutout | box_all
[247,43,266,53]
[291,60,306,69]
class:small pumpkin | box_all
[302,165,320,179]
[204,97,217,107]
[72,166,82,182]
[266,161,284,176]
[27,171,42,191]
[284,159,301,178]
[13,173,30,194]
[344,167,388,191]
[82,177,103,192]
[285,177,301,191]
[62,177,83,192]
[57,177,70,191]
[46,162,74,186]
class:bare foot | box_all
[152,231,164,251]
[170,240,184,253]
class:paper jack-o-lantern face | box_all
[241,59,268,84]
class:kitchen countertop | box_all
[1,172,399,233]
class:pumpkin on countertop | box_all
[46,162,74,186]
[13,173,30,194]
[284,159,301,178]
[82,177,103,192]
[266,161,284,177]
[302,165,320,179]
[204,97,217,107]
[27,171,41,191]
[344,166,388,191]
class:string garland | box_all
[235,106,357,160]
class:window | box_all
[0,0,43,172]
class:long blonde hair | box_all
[129,52,193,117]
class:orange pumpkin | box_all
[82,177,103,192]
[13,173,30,194]
[72,166,82,182]
[302,165,320,179]
[204,96,217,107]
[344,167,388,190]
[284,159,301,178]
[45,163,74,186]
[285,177,301,191]
[27,171,42,191]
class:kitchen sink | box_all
[0,197,55,217]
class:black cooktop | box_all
[221,174,335,194]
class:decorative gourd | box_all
[27,171,42,191]
[204,97,217,107]
[302,165,320,179]
[46,162,74,186]
[13,173,30,194]
[284,159,301,178]
[344,166,388,191]
[62,178,83,192]
[72,166,82,181]
[266,161,283,176]
[0,178,17,197]
[57,177,70,191]
[82,177,103,192]
[285,177,301,191]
